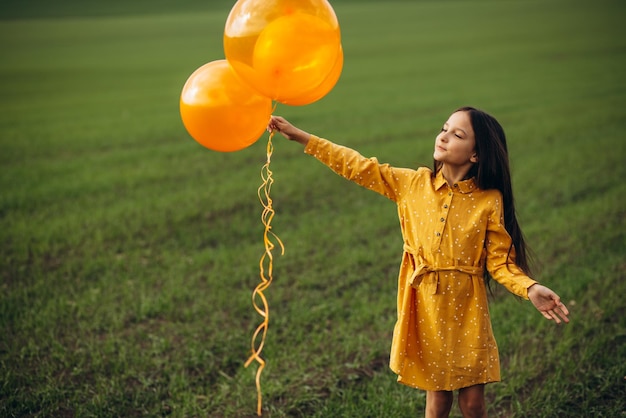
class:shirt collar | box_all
[434,169,477,193]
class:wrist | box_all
[527,283,540,297]
[295,131,311,145]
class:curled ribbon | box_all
[245,130,285,416]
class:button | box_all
[454,183,459,188]
[436,232,441,236]
[443,204,448,208]
[440,218,445,222]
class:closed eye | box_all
[441,127,463,138]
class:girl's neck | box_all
[441,163,473,185]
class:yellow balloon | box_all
[224,0,341,102]
[179,60,272,152]
[280,45,343,106]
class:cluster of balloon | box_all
[180,0,343,152]
[180,1,342,415]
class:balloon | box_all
[179,60,273,152]
[280,45,343,106]
[224,0,341,102]
[251,13,339,100]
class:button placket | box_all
[435,188,453,243]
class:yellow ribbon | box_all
[245,130,284,416]
[403,244,483,294]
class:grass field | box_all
[1,0,625,417]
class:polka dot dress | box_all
[305,136,537,391]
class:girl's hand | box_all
[528,284,570,324]
[268,116,311,145]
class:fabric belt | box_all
[403,243,484,294]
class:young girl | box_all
[267,107,569,418]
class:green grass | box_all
[1,0,625,417]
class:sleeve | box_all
[304,135,412,202]
[484,191,537,299]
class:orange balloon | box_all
[224,0,341,102]
[179,60,272,152]
[280,45,343,106]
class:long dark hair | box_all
[434,106,532,283]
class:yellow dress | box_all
[305,136,537,391]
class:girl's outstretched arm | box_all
[528,284,570,324]
[268,116,311,146]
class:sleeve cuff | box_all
[304,135,320,155]
[522,280,538,299]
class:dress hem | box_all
[395,371,500,391]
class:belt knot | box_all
[403,243,483,294]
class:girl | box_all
[267,107,569,418]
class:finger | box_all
[555,306,570,323]
[540,310,553,321]
[547,309,562,324]
[543,308,563,324]
[551,298,569,323]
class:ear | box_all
[470,153,479,163]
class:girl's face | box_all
[433,111,478,167]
